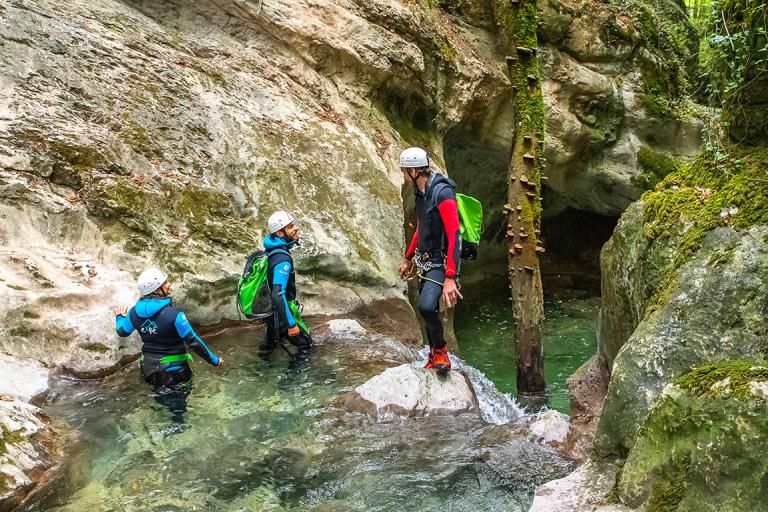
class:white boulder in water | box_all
[345,363,477,417]
[0,356,50,403]
[323,319,367,340]
[530,460,622,512]
[529,409,571,447]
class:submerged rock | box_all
[529,459,621,512]
[529,410,571,448]
[312,319,368,341]
[345,363,478,418]
[483,438,573,486]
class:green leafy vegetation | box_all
[687,0,768,145]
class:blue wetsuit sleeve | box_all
[115,312,135,337]
[174,312,220,366]
[272,261,296,327]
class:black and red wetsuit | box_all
[405,172,461,350]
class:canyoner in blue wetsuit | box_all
[258,210,313,359]
[111,268,222,422]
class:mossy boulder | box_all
[597,201,681,367]
[595,223,768,459]
[594,145,768,459]
[617,361,768,510]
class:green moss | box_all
[187,59,226,85]
[0,425,26,457]
[625,366,768,509]
[707,241,737,267]
[87,177,148,219]
[494,0,537,47]
[440,37,456,61]
[645,453,691,512]
[643,144,768,309]
[674,360,768,400]
[642,186,701,240]
[601,460,626,505]
[174,184,255,249]
[46,138,105,173]
[633,146,682,191]
[80,342,110,353]
[119,121,163,160]
[620,0,697,121]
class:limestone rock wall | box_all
[0,0,702,376]
[0,0,511,374]
[539,0,703,217]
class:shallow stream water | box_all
[23,298,594,511]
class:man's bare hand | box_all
[110,305,128,317]
[287,325,300,337]
[398,258,415,280]
[442,278,463,308]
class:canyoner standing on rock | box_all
[256,210,313,360]
[398,147,464,375]
[110,268,223,423]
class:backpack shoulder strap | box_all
[428,179,456,210]
[241,250,265,278]
[267,248,290,260]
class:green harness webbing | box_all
[288,300,310,334]
[159,353,193,364]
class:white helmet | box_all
[137,267,168,296]
[399,147,429,168]
[267,210,295,234]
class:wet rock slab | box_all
[529,459,621,512]
[0,396,61,511]
[344,363,478,417]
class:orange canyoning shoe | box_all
[432,347,451,375]
[424,348,435,369]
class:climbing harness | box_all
[404,265,445,287]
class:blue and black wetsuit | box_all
[115,297,219,394]
[259,235,312,357]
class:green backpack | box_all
[236,249,288,319]
[430,181,483,260]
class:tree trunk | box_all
[492,0,547,395]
